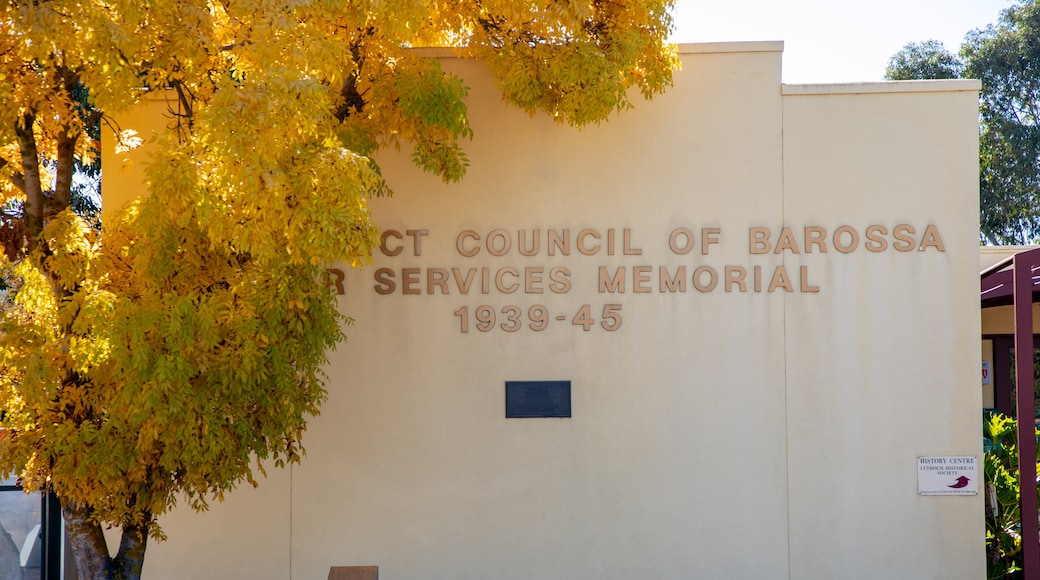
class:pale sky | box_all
[670,0,1013,83]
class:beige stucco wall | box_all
[100,92,176,216]
[781,81,981,579]
[113,43,983,579]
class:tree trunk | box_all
[62,503,111,579]
[52,67,78,214]
[62,502,149,580]
[53,126,76,214]
[112,522,148,580]
[13,113,43,245]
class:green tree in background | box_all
[885,2,1040,245]
[965,2,1040,246]
[884,39,963,81]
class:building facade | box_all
[103,42,983,580]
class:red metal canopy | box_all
[981,247,1040,579]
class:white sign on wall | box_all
[982,360,992,385]
[918,457,978,495]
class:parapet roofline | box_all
[784,79,982,95]
[675,41,784,54]
[129,39,980,96]
[403,41,785,59]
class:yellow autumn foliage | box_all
[0,0,676,575]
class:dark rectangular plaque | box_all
[327,566,378,580]
[506,381,571,418]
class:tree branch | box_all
[9,172,26,194]
[334,35,369,122]
[51,67,80,215]
[169,79,196,142]
[53,127,76,216]
[0,158,25,194]
[113,520,149,580]
[14,113,44,244]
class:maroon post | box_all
[1014,250,1040,579]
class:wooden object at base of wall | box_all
[328,565,378,580]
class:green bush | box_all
[984,413,1040,579]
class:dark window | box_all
[0,477,69,580]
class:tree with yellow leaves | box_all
[0,1,677,578]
